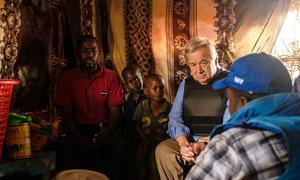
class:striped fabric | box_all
[108,0,217,100]
[186,127,288,180]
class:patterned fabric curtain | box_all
[13,0,52,111]
[107,0,290,100]
[232,0,290,59]
[108,0,217,100]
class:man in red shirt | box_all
[55,35,124,179]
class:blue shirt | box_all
[167,79,230,141]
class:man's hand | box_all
[176,135,195,163]
[190,142,206,156]
[93,127,113,146]
[179,141,207,164]
[179,142,195,163]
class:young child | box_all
[122,64,147,133]
[133,74,172,180]
[122,64,147,179]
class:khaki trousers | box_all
[155,139,191,180]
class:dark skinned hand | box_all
[93,127,113,146]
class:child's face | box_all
[124,71,143,93]
[144,78,165,102]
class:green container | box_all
[8,113,32,126]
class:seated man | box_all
[155,37,228,180]
[186,53,300,179]
[55,35,125,180]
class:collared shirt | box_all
[55,67,124,124]
[186,127,288,180]
[167,79,230,141]
[223,100,231,123]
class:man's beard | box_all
[81,60,97,72]
[84,60,96,68]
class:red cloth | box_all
[55,67,124,124]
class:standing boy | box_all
[122,64,147,179]
[122,64,147,135]
[134,74,172,180]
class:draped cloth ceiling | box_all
[233,0,290,59]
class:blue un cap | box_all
[213,53,292,93]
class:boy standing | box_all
[134,74,172,180]
[122,65,147,133]
[122,64,147,179]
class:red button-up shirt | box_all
[55,67,124,124]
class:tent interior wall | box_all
[0,0,295,112]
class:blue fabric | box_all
[210,93,300,180]
[213,53,292,94]
[123,91,147,131]
[167,79,197,141]
[167,79,230,141]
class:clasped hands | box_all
[78,126,113,159]
[179,141,206,164]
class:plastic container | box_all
[6,122,31,159]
